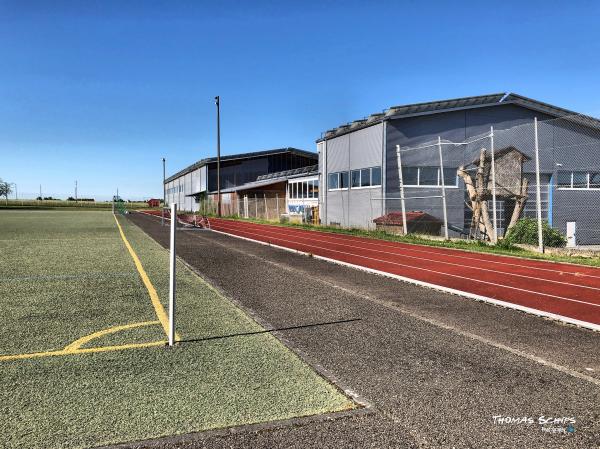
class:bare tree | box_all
[458,147,529,241]
[0,179,13,204]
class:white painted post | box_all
[395,145,408,235]
[437,137,449,240]
[534,118,544,253]
[490,126,498,243]
[168,203,176,347]
[566,222,577,247]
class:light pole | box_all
[75,180,78,202]
[215,95,221,217]
[162,158,166,226]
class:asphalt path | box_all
[122,212,600,449]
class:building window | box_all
[573,172,587,188]
[328,173,339,190]
[557,171,600,190]
[419,167,438,185]
[351,170,361,188]
[328,172,348,190]
[557,172,572,188]
[340,171,349,189]
[360,168,371,187]
[289,179,319,199]
[401,167,458,187]
[349,166,383,189]
[372,167,381,186]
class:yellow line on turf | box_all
[64,320,160,351]
[0,340,166,362]
[113,214,180,340]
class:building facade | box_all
[317,93,600,243]
[164,148,317,212]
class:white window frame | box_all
[402,167,458,188]
[328,171,349,191]
[557,171,600,190]
[350,166,383,190]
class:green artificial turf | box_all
[0,210,354,449]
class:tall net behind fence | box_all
[390,114,600,247]
[539,115,600,245]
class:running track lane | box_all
[208,218,600,331]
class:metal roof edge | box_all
[165,147,317,183]
[317,92,600,141]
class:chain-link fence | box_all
[384,114,600,250]
[195,194,318,223]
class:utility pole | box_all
[75,180,78,202]
[215,95,221,217]
[39,184,42,202]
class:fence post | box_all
[437,137,449,240]
[276,194,279,218]
[168,203,176,347]
[255,194,258,218]
[490,126,498,243]
[395,145,408,235]
[534,117,544,253]
[264,193,268,220]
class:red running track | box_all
[208,218,600,331]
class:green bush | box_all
[504,218,566,248]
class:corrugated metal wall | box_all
[323,123,383,228]
[348,124,383,228]
[327,134,350,172]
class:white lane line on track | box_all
[210,228,600,333]
[213,221,600,293]
[211,223,600,309]
[215,219,600,280]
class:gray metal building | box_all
[165,148,317,212]
[317,93,600,243]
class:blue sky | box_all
[1,0,599,199]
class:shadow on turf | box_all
[177,318,361,345]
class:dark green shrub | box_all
[504,218,566,248]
